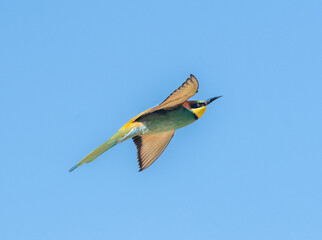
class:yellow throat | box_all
[191,106,207,119]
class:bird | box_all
[69,74,221,172]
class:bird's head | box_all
[185,96,222,119]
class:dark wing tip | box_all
[189,74,199,91]
[132,136,144,171]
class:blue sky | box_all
[1,0,322,239]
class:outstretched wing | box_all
[155,74,199,110]
[132,130,175,171]
[135,74,199,122]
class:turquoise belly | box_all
[137,107,197,134]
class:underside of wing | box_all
[134,74,199,122]
[132,130,175,171]
[156,74,199,110]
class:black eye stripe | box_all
[191,102,205,108]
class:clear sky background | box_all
[1,1,322,239]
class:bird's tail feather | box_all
[69,125,143,172]
[69,141,116,172]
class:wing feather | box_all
[156,74,199,110]
[132,130,175,171]
[135,74,199,122]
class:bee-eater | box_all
[69,74,221,172]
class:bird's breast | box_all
[137,107,197,134]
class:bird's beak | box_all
[205,96,222,105]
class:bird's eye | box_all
[191,102,203,108]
